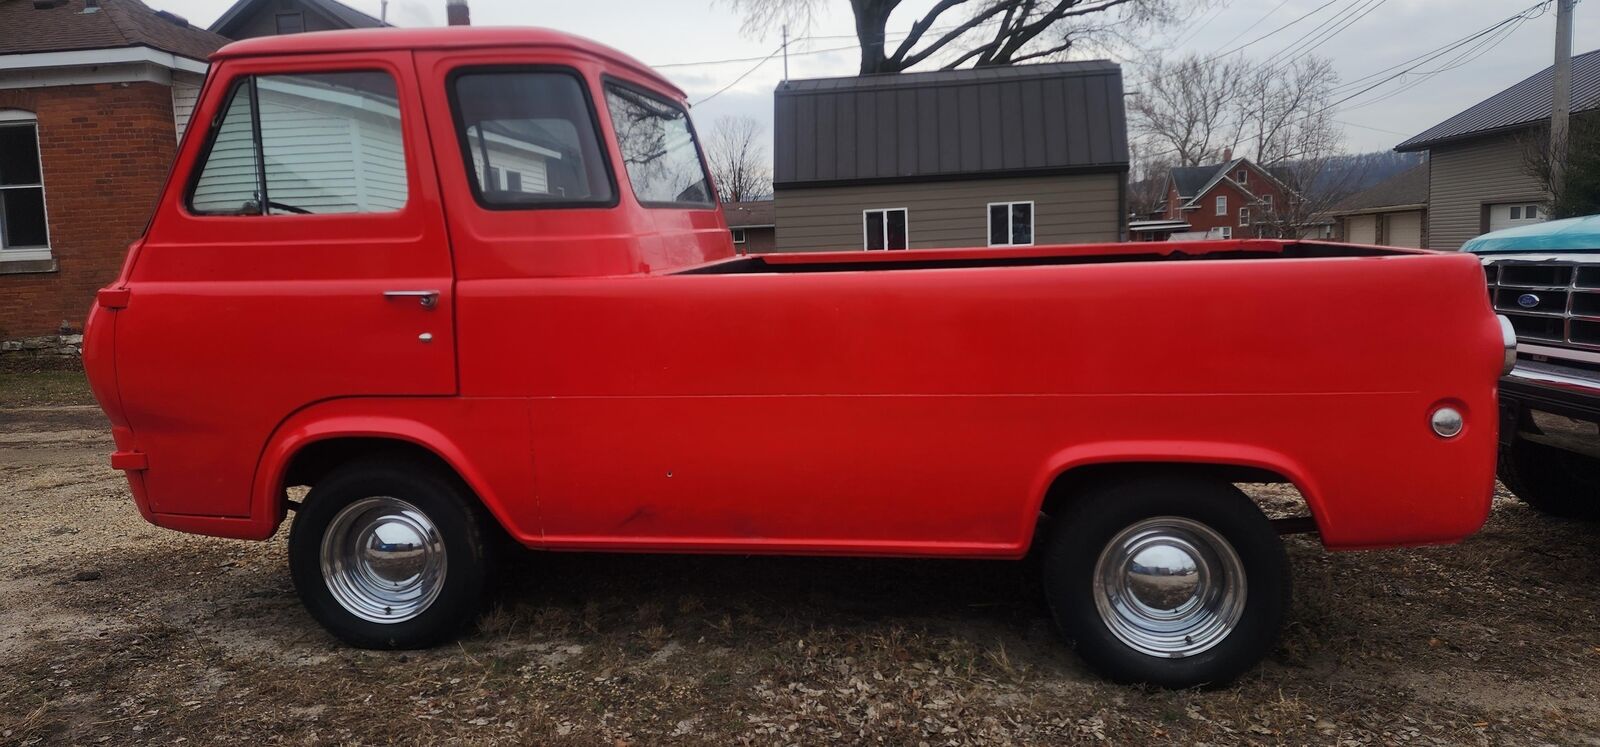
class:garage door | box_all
[1387,211,1423,248]
[1488,202,1546,232]
[1345,215,1377,244]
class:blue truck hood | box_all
[1463,214,1600,254]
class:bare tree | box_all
[1126,140,1175,219]
[1231,57,1341,167]
[705,116,773,203]
[727,0,1181,74]
[1127,53,1246,167]
[1520,113,1600,219]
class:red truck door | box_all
[111,53,455,518]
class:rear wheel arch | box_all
[1031,446,1324,538]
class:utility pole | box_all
[782,25,790,82]
[1550,0,1574,201]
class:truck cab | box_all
[1467,215,1600,516]
[83,27,1512,689]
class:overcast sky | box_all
[155,0,1595,155]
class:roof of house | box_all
[1168,164,1217,198]
[0,0,229,61]
[1396,48,1600,152]
[1327,162,1428,214]
[208,0,387,38]
[773,60,1128,188]
[722,200,774,228]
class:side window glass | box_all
[451,70,614,207]
[603,84,713,207]
[189,71,407,215]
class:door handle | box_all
[383,290,440,309]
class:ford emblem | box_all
[1517,293,1540,308]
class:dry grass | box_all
[4,403,1600,745]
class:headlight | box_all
[1497,315,1517,375]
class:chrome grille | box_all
[1486,258,1600,351]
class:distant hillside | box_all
[1301,151,1425,198]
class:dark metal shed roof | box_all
[773,61,1128,188]
[1396,48,1600,152]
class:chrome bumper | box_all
[1505,365,1600,397]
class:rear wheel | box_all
[1042,475,1289,688]
[1499,439,1600,519]
[288,459,491,649]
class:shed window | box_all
[275,11,305,34]
[864,208,908,250]
[731,227,747,244]
[988,201,1034,246]
[0,111,50,259]
[189,71,408,215]
[1215,195,1227,216]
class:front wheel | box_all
[288,459,491,649]
[1042,475,1290,688]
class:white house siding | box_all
[190,76,409,214]
[170,71,204,141]
[1426,133,1547,250]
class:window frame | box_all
[1215,195,1227,216]
[986,200,1035,247]
[730,227,747,244]
[1239,206,1250,226]
[600,76,717,210]
[862,207,909,251]
[1236,169,1247,184]
[0,110,52,261]
[183,71,412,218]
[444,64,620,212]
[1218,226,1233,239]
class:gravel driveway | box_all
[3,401,1600,745]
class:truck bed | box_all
[681,239,1407,275]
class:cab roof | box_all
[211,27,684,100]
[1463,214,1600,254]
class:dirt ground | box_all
[4,377,1600,745]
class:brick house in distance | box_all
[1162,153,1289,239]
[0,0,228,348]
[722,199,774,253]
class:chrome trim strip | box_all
[1506,367,1600,397]
[1519,342,1600,365]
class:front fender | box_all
[245,398,536,542]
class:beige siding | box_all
[1426,134,1546,250]
[1387,210,1424,248]
[774,173,1122,252]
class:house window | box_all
[1218,226,1232,239]
[1236,169,1247,184]
[275,11,305,34]
[1239,207,1249,226]
[731,227,747,244]
[1525,204,1539,220]
[452,69,613,208]
[1263,194,1273,208]
[1510,206,1522,220]
[0,110,51,261]
[190,71,408,215]
[605,83,714,207]
[864,208,908,250]
[987,201,1034,246]
[1215,195,1227,216]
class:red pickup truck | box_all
[83,27,1512,688]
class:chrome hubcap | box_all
[1093,517,1246,658]
[320,497,446,624]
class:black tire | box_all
[288,458,492,649]
[1499,439,1600,519]
[1041,474,1289,689]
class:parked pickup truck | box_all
[1467,215,1600,517]
[84,27,1512,688]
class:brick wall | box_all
[0,82,176,338]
